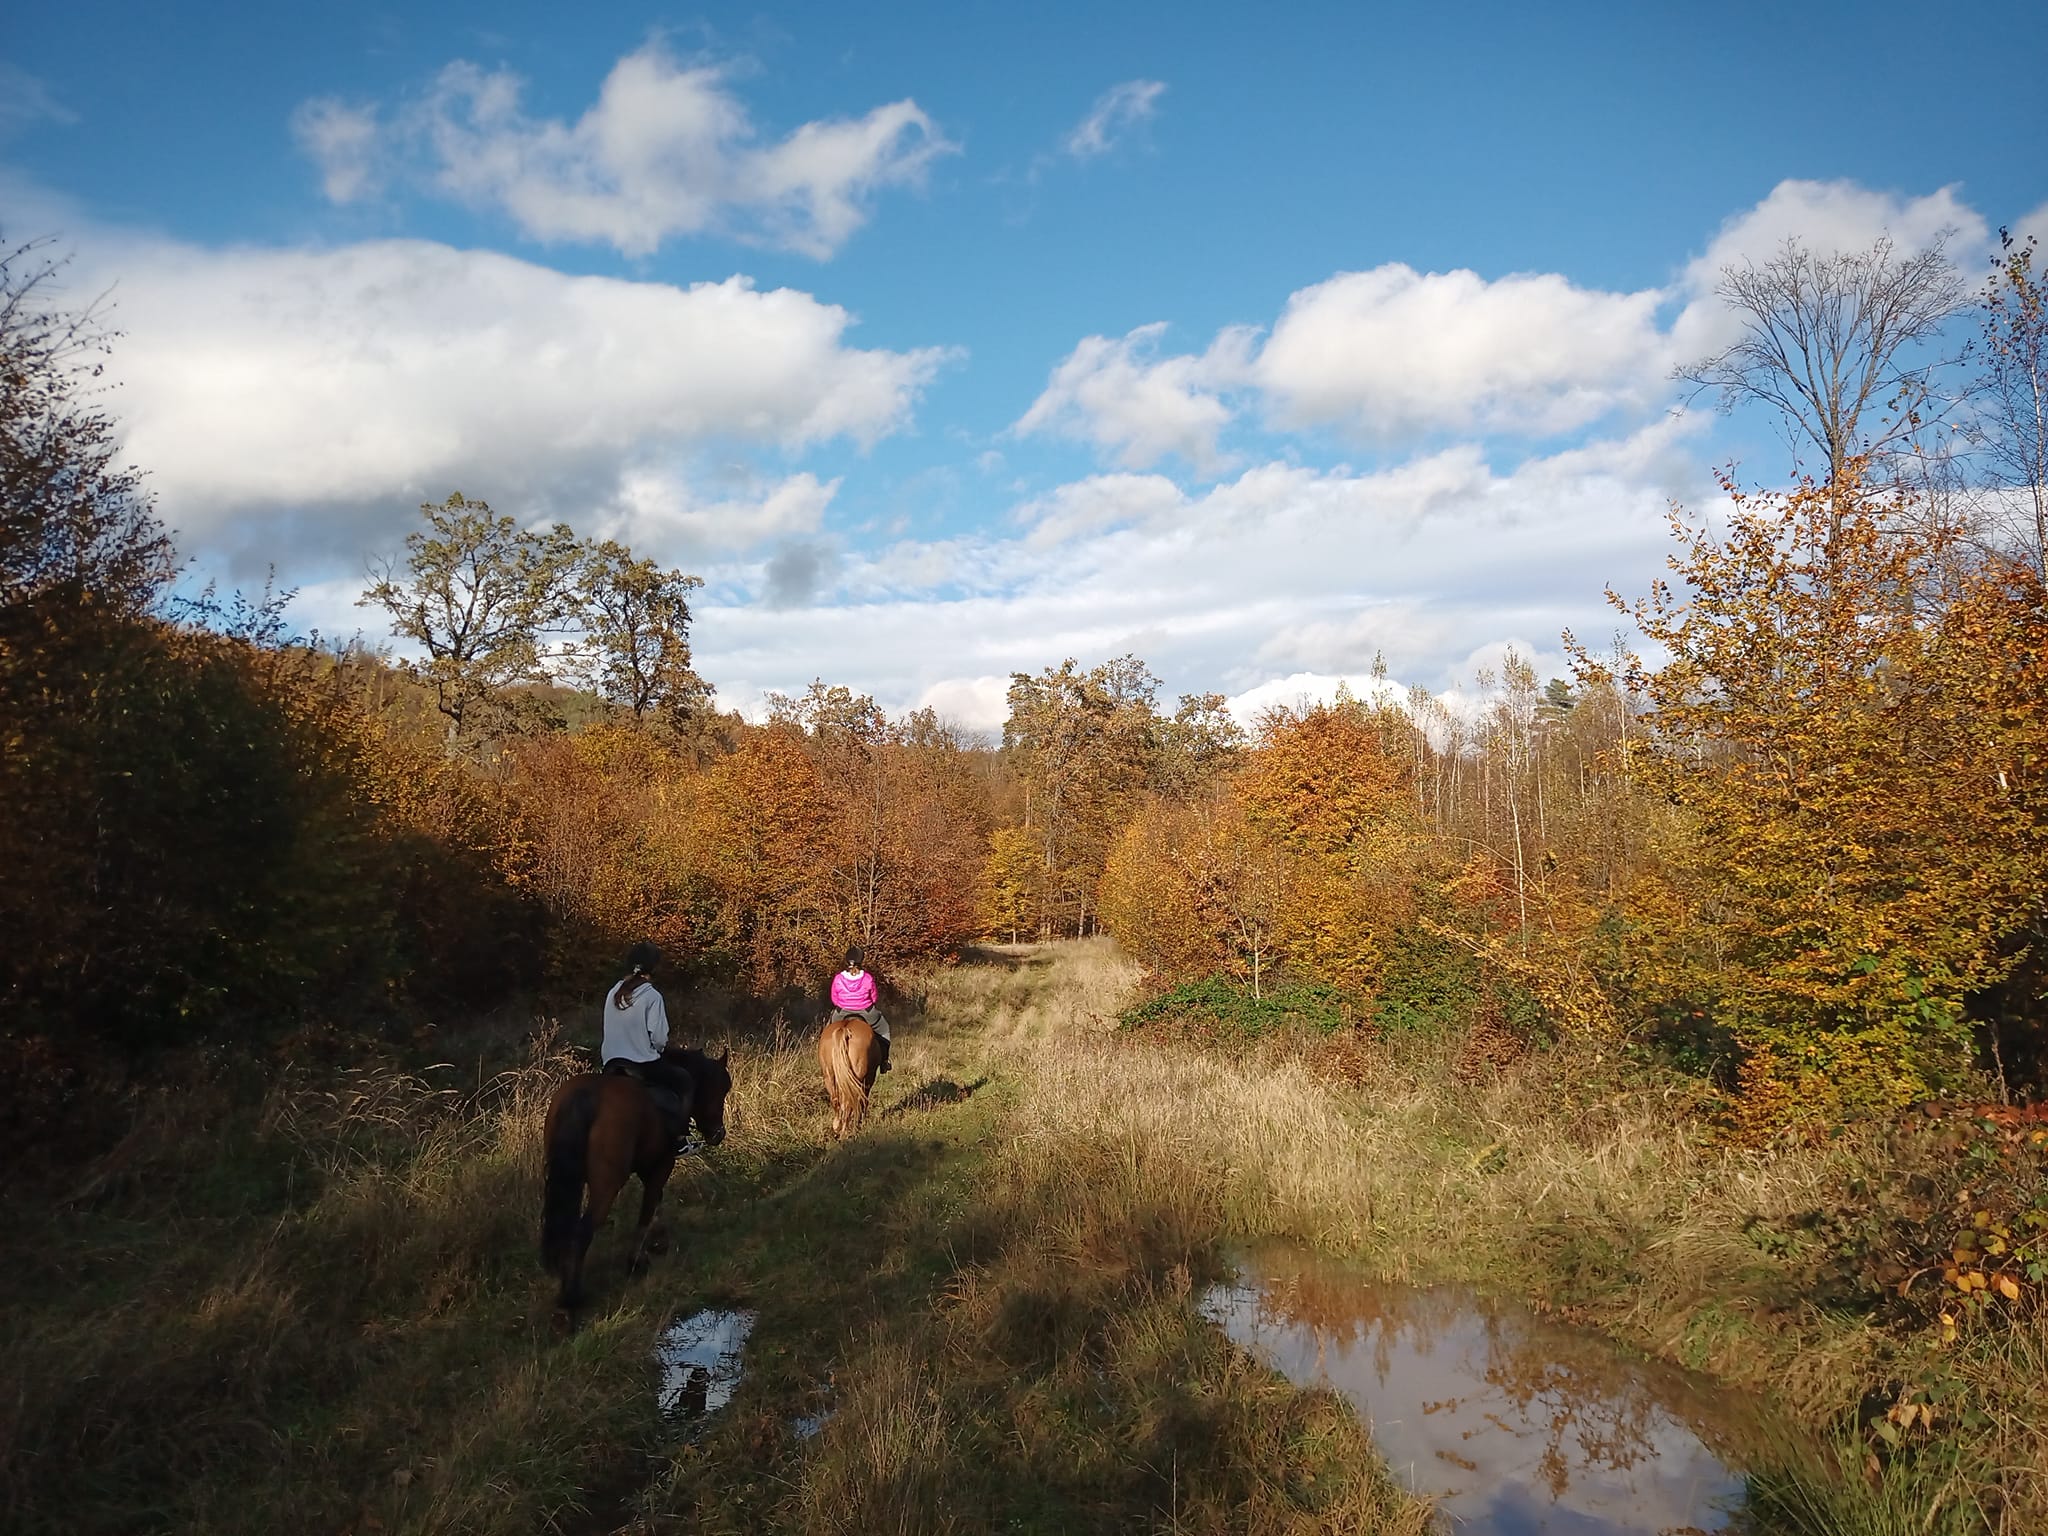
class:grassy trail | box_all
[0,942,1426,1536]
[10,941,2044,1533]
[613,941,1427,1533]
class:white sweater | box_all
[601,978,669,1064]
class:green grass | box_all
[1120,973,1353,1037]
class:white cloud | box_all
[1225,671,1408,727]
[1015,471,1188,547]
[598,469,840,556]
[1014,322,1255,471]
[291,98,382,203]
[915,675,1012,735]
[690,421,1709,722]
[1683,179,1985,290]
[302,44,954,259]
[1255,265,1668,440]
[1669,179,1990,360]
[1064,79,1167,159]
[1018,179,1997,465]
[68,231,945,557]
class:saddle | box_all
[603,1059,690,1143]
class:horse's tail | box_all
[838,1023,872,1120]
[541,1080,599,1270]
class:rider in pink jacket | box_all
[828,946,890,1073]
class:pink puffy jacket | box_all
[830,968,878,1011]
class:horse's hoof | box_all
[551,1307,576,1335]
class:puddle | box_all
[654,1309,755,1419]
[1202,1248,1762,1534]
[792,1410,834,1440]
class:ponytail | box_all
[615,941,662,1007]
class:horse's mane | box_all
[667,1045,730,1085]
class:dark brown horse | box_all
[818,1014,880,1139]
[540,1046,731,1310]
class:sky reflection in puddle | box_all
[654,1308,755,1419]
[1203,1248,1756,1534]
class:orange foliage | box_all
[1600,466,2048,1120]
[690,731,841,993]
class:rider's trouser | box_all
[828,1007,888,1040]
[603,1055,694,1119]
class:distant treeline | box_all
[4,229,2046,1142]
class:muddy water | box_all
[1203,1248,1764,1534]
[654,1308,755,1419]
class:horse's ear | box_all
[716,1047,730,1066]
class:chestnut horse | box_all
[818,1014,880,1139]
[540,1046,731,1310]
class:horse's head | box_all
[688,1047,732,1146]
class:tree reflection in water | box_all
[1201,1248,1759,1533]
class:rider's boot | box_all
[875,1035,892,1075]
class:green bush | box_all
[1119,973,1352,1037]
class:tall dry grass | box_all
[928,940,2047,1535]
[0,1031,667,1536]
[12,940,2041,1533]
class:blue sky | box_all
[6,2,2046,728]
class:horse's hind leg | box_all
[564,1170,624,1310]
[627,1162,673,1276]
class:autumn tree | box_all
[575,540,710,726]
[982,824,1043,944]
[360,492,582,748]
[1153,690,1247,799]
[690,732,840,991]
[1597,462,2048,1122]
[1235,700,1417,993]
[0,239,174,614]
[1002,655,1160,936]
[1099,800,1230,983]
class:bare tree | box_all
[1974,229,2048,580]
[1677,233,1968,512]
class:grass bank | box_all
[6,940,2037,1533]
[0,948,1424,1535]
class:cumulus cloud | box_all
[691,420,1712,724]
[1064,79,1167,159]
[763,538,832,607]
[1013,322,1255,471]
[1684,179,1985,290]
[1013,178,1997,467]
[1224,671,1408,727]
[597,469,840,556]
[1669,179,1990,360]
[1015,471,1188,547]
[298,44,954,258]
[1254,265,1668,440]
[66,231,945,557]
[914,675,1012,735]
